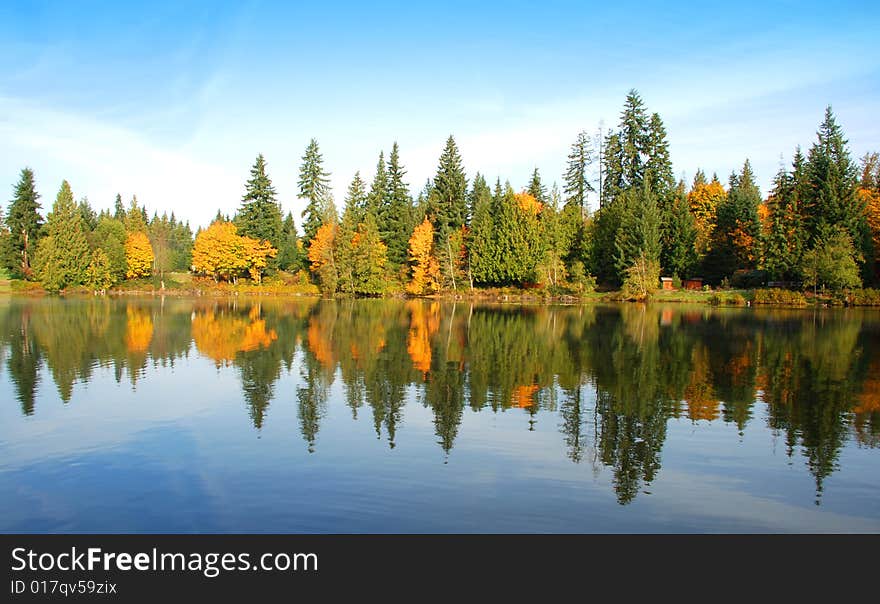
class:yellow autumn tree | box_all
[406,218,440,295]
[307,222,337,295]
[688,180,727,254]
[859,187,880,267]
[124,231,154,279]
[192,220,276,283]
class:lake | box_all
[0,296,878,533]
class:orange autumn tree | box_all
[406,218,440,295]
[858,187,880,271]
[307,222,338,295]
[124,231,154,279]
[192,220,276,283]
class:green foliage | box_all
[614,181,661,279]
[351,213,388,296]
[428,136,468,235]
[85,248,115,290]
[661,184,697,278]
[3,167,43,279]
[704,160,762,283]
[33,180,91,293]
[299,139,332,245]
[567,260,596,293]
[381,142,413,267]
[91,216,127,282]
[564,130,594,210]
[277,212,305,272]
[833,288,880,306]
[620,253,660,301]
[527,168,547,204]
[753,288,807,306]
[801,226,863,291]
[237,153,282,249]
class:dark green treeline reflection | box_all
[1,298,878,504]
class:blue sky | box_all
[1,0,878,227]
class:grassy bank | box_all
[1,273,879,307]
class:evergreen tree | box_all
[352,213,388,295]
[344,172,369,224]
[383,142,413,266]
[527,168,548,205]
[367,152,387,220]
[91,216,128,282]
[564,130,595,212]
[298,139,331,245]
[601,131,624,206]
[468,174,496,284]
[614,181,662,279]
[4,167,43,279]
[78,198,97,232]
[704,160,762,282]
[33,180,90,292]
[335,203,358,295]
[428,136,468,235]
[113,194,125,220]
[644,113,675,201]
[277,212,305,272]
[124,196,148,233]
[661,182,697,278]
[238,154,283,248]
[619,89,649,189]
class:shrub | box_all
[621,253,660,301]
[833,288,880,306]
[753,288,807,306]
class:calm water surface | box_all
[0,297,878,533]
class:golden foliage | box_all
[192,221,276,283]
[860,187,880,263]
[124,231,154,279]
[124,306,154,353]
[406,300,439,375]
[307,317,334,369]
[307,223,336,273]
[515,191,543,215]
[683,346,718,421]
[688,180,727,254]
[192,307,278,365]
[407,218,441,295]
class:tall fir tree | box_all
[113,194,125,220]
[428,136,468,235]
[238,153,283,248]
[614,181,662,279]
[564,130,595,212]
[298,139,331,245]
[383,142,413,266]
[704,160,762,281]
[367,152,387,220]
[277,212,305,272]
[344,171,369,224]
[467,174,495,284]
[3,167,42,279]
[33,180,90,292]
[527,168,548,205]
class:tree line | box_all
[3,89,879,295]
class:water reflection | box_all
[1,297,878,506]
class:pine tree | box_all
[352,213,387,295]
[527,168,548,205]
[299,139,331,245]
[601,131,624,206]
[344,172,369,224]
[383,142,413,266]
[645,113,675,201]
[238,154,283,249]
[277,212,305,272]
[367,152,387,220]
[619,89,649,189]
[125,196,148,233]
[428,136,468,235]
[113,194,125,220]
[704,160,762,282]
[3,167,43,278]
[564,130,595,212]
[335,203,358,295]
[614,181,661,279]
[468,174,495,285]
[661,182,697,278]
[78,198,97,232]
[33,180,90,292]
